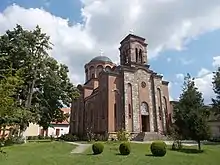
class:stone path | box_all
[67,140,214,154]
[66,142,92,154]
[131,140,197,146]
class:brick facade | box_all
[69,34,172,139]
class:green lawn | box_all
[0,141,220,165]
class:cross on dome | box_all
[100,49,104,56]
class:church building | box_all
[70,34,172,140]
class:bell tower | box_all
[119,34,148,66]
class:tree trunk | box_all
[25,78,36,108]
[22,74,36,142]
[198,140,201,151]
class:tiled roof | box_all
[61,107,71,113]
[51,107,70,125]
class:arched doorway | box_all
[141,102,150,132]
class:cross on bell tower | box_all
[129,29,134,35]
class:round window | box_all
[141,81,146,88]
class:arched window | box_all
[128,104,132,118]
[135,48,138,62]
[97,65,104,76]
[163,96,168,117]
[157,88,162,106]
[89,66,95,79]
[157,88,162,120]
[141,102,149,115]
[85,68,88,81]
[127,83,133,119]
[105,66,111,72]
[139,49,143,63]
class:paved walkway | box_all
[131,140,197,146]
[67,140,215,154]
[66,142,92,154]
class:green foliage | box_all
[172,73,210,150]
[171,140,182,151]
[0,24,79,135]
[0,69,26,125]
[116,129,130,141]
[59,134,79,142]
[92,142,104,155]
[212,67,220,117]
[150,141,167,157]
[119,142,131,155]
[27,135,53,141]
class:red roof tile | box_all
[50,107,70,125]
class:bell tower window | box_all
[135,48,138,62]
[119,34,148,66]
[139,49,143,63]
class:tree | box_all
[0,69,32,142]
[34,57,78,130]
[172,73,210,151]
[0,24,52,132]
[212,67,220,117]
[0,24,79,136]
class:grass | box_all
[0,141,220,165]
[0,141,76,165]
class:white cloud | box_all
[179,58,194,65]
[167,57,171,62]
[212,56,220,67]
[194,56,220,104]
[194,71,214,104]
[168,82,174,101]
[176,73,184,81]
[197,68,210,77]
[1,1,220,86]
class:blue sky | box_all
[0,0,82,22]
[1,0,220,103]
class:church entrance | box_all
[141,115,150,132]
[141,102,150,132]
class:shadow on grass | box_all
[115,153,130,156]
[145,154,165,157]
[28,140,52,143]
[169,148,204,154]
[203,141,220,145]
[145,154,155,157]
[86,153,103,156]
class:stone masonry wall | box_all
[136,69,155,132]
[153,78,167,133]
[123,68,155,133]
[124,71,137,131]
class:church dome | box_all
[90,56,112,63]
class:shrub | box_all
[32,136,38,140]
[27,136,32,140]
[59,134,78,142]
[117,129,130,141]
[4,135,25,146]
[150,141,167,157]
[172,140,182,150]
[119,142,131,155]
[92,142,104,155]
[38,135,44,140]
